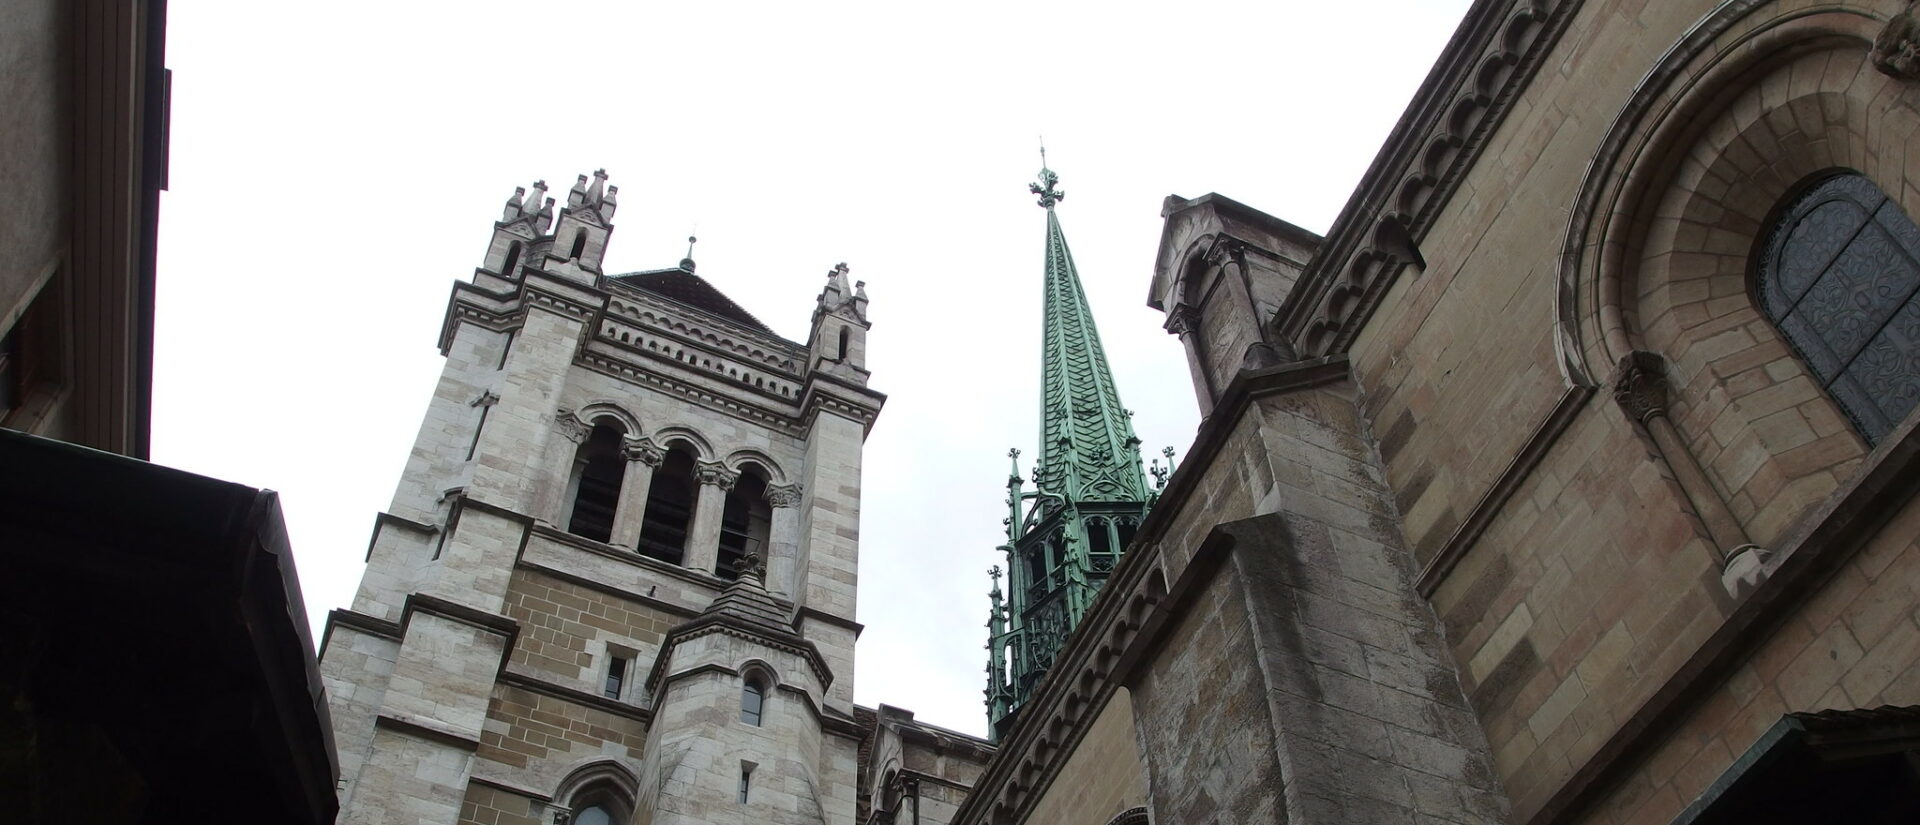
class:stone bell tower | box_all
[316,171,884,825]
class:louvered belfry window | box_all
[1758,173,1920,444]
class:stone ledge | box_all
[374,712,481,752]
[497,668,652,724]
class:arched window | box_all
[740,676,765,726]
[562,780,631,825]
[570,231,588,260]
[1758,173,1920,444]
[501,241,522,277]
[1086,517,1113,555]
[565,421,626,543]
[837,327,851,360]
[717,469,771,579]
[637,444,699,565]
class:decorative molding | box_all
[555,408,591,443]
[694,460,738,490]
[1416,384,1595,596]
[374,713,480,752]
[471,390,500,408]
[621,436,664,466]
[1274,0,1580,357]
[497,668,653,724]
[577,351,804,436]
[321,608,403,653]
[1873,0,1920,79]
[765,483,804,508]
[1611,350,1669,424]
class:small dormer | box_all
[806,263,870,385]
[544,169,619,283]
[479,179,553,286]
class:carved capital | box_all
[1164,305,1202,337]
[694,460,738,491]
[1205,237,1246,270]
[554,409,591,443]
[1611,350,1669,424]
[621,437,665,466]
[1874,2,1920,80]
[765,483,804,508]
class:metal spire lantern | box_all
[986,156,1153,740]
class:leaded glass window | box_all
[1758,173,1920,443]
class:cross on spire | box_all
[1030,144,1065,209]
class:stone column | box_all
[609,437,664,550]
[765,483,804,597]
[1613,351,1768,596]
[536,409,591,526]
[685,461,737,576]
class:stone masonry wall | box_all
[502,568,680,691]
[1127,378,1505,825]
[1342,1,1920,820]
[1022,689,1147,825]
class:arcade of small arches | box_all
[544,405,803,586]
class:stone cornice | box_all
[1273,0,1580,357]
[320,608,402,653]
[641,610,833,696]
[522,523,729,598]
[798,372,887,435]
[497,668,653,724]
[374,712,480,752]
[792,605,865,639]
[577,350,806,436]
[602,286,806,365]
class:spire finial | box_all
[680,234,698,271]
[1030,142,1064,209]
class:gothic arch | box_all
[1557,1,1917,546]
[551,759,640,820]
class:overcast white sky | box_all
[151,0,1470,737]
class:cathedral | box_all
[313,0,1920,823]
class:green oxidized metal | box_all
[986,161,1155,741]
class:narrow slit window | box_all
[570,231,588,259]
[603,654,629,700]
[741,678,764,726]
[501,241,522,277]
[738,764,754,804]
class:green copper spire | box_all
[986,156,1153,741]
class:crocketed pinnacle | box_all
[1032,166,1148,503]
